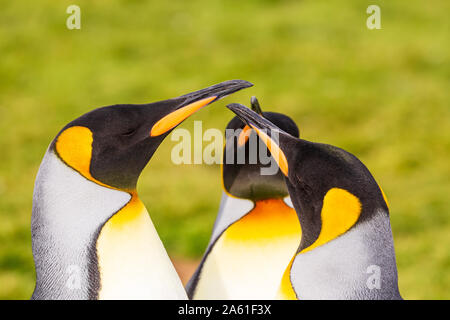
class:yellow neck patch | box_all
[223,199,301,242]
[277,187,362,299]
[104,192,144,230]
[96,193,187,299]
[193,199,301,299]
[277,257,297,300]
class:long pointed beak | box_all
[227,103,294,177]
[237,96,263,147]
[151,80,253,137]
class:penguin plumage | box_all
[227,103,402,300]
[186,98,302,299]
[31,80,252,300]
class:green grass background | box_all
[0,0,449,299]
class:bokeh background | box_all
[0,0,449,299]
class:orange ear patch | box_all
[301,188,361,254]
[55,126,111,188]
[55,126,94,179]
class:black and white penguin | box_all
[187,98,302,299]
[226,103,402,300]
[30,80,252,300]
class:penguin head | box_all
[222,97,299,200]
[51,80,252,191]
[226,103,389,251]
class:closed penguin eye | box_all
[121,128,137,136]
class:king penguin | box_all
[30,80,252,300]
[186,97,302,300]
[227,103,402,300]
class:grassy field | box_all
[0,0,449,299]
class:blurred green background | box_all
[0,0,449,299]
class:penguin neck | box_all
[288,209,401,299]
[31,150,132,299]
[31,150,186,299]
[95,191,187,300]
[284,180,321,253]
[191,194,301,300]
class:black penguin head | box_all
[226,103,390,251]
[51,80,252,190]
[222,97,299,200]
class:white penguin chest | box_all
[194,199,301,299]
[96,196,187,300]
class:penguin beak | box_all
[227,103,292,177]
[237,96,264,147]
[150,80,253,137]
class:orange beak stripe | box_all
[150,96,217,137]
[250,124,289,176]
[237,125,252,147]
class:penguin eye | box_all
[121,128,137,136]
